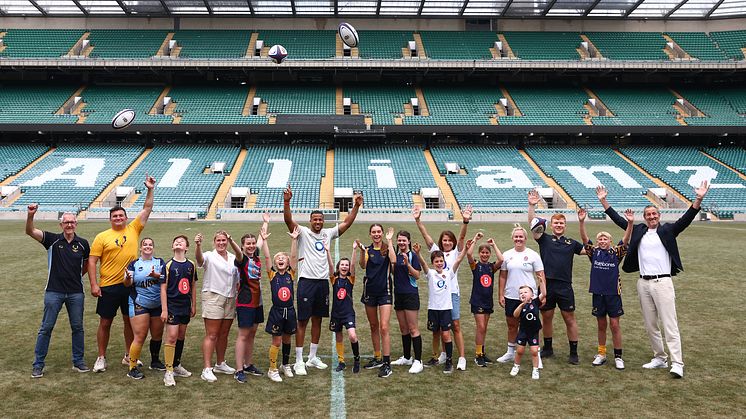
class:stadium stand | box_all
[87,30,169,58]
[175,30,252,59]
[719,87,746,114]
[344,84,414,125]
[256,30,336,59]
[502,32,582,60]
[406,85,498,125]
[258,85,336,115]
[705,147,746,176]
[429,145,545,210]
[169,84,266,124]
[0,143,49,182]
[419,31,498,60]
[356,31,412,59]
[666,32,729,61]
[334,146,436,209]
[585,32,668,60]
[0,29,82,58]
[592,87,680,126]
[499,86,588,125]
[677,87,746,126]
[0,84,79,124]
[80,85,173,124]
[709,30,746,60]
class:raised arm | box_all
[623,209,634,246]
[324,241,334,278]
[487,238,504,272]
[412,205,435,249]
[338,193,363,236]
[283,185,299,233]
[535,270,546,307]
[527,189,540,225]
[385,227,397,264]
[288,226,300,268]
[138,174,156,226]
[229,233,244,264]
[578,207,589,244]
[597,185,626,230]
[457,204,473,252]
[25,203,43,242]
[350,242,359,278]
[194,233,205,267]
[451,239,471,272]
[413,242,428,274]
[671,180,709,236]
[260,226,271,269]
[355,239,367,270]
[466,232,480,265]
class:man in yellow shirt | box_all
[88,174,155,373]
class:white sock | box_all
[295,347,304,362]
[309,343,319,359]
[507,343,516,355]
[514,363,520,368]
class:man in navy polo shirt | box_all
[528,190,586,365]
[26,204,90,378]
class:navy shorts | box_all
[166,312,191,326]
[504,298,522,317]
[361,293,392,307]
[471,304,494,315]
[129,299,161,318]
[427,309,452,332]
[394,293,419,311]
[591,294,624,318]
[265,306,297,336]
[237,305,265,328]
[329,315,356,332]
[297,278,329,321]
[542,280,575,312]
[516,329,540,347]
[97,283,130,319]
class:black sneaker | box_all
[483,354,493,364]
[377,363,392,378]
[335,362,346,372]
[364,358,383,370]
[72,363,90,373]
[474,356,487,367]
[540,347,554,358]
[353,357,360,374]
[243,364,263,376]
[568,353,579,365]
[424,357,439,367]
[127,367,144,380]
[443,359,454,374]
[234,370,246,383]
[31,367,44,378]
[149,360,166,371]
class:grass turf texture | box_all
[1,220,744,418]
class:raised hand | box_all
[353,192,363,207]
[27,203,38,215]
[465,239,475,249]
[577,207,587,222]
[624,208,635,222]
[694,180,710,200]
[144,173,156,190]
[354,239,365,250]
[596,185,608,201]
[412,205,421,221]
[287,226,300,239]
[385,227,395,242]
[474,231,484,241]
[194,233,203,246]
[262,211,270,223]
[260,226,271,240]
[486,238,495,246]
[528,189,541,206]
[462,204,473,222]
[283,184,293,202]
[412,242,421,253]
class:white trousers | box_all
[636,277,683,367]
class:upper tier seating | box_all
[0,84,79,124]
[345,84,414,125]
[678,87,746,126]
[592,87,680,126]
[170,84,267,124]
[586,32,668,60]
[405,86,499,125]
[499,86,588,125]
[419,31,498,60]
[80,85,172,124]
[88,30,169,58]
[0,143,49,182]
[709,30,746,60]
[256,30,336,59]
[0,29,82,58]
[357,31,412,59]
[258,85,336,115]
[666,32,729,61]
[175,30,252,59]
[502,32,582,60]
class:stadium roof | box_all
[0,0,744,19]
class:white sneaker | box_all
[531,368,540,380]
[173,365,192,377]
[213,361,236,375]
[93,356,107,373]
[391,356,413,366]
[268,368,282,382]
[510,364,520,376]
[281,364,294,377]
[642,357,668,369]
[592,354,607,366]
[497,351,515,363]
[456,357,467,371]
[122,355,143,367]
[538,353,543,369]
[615,357,625,370]
[163,371,176,387]
[306,356,328,370]
[437,352,447,365]
[201,367,218,382]
[294,361,307,376]
[670,363,684,378]
[408,360,424,374]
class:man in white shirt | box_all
[283,185,363,375]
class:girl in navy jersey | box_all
[265,227,298,382]
[466,232,503,367]
[326,241,361,373]
[390,230,424,374]
[359,224,397,378]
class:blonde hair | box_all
[213,230,229,241]
[511,223,527,238]
[273,252,290,266]
[596,231,612,240]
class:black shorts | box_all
[516,329,540,347]
[96,283,130,319]
[591,294,624,318]
[542,280,576,312]
[265,306,297,336]
[427,309,452,332]
[237,305,265,328]
[167,312,191,326]
[130,302,161,318]
[394,293,419,311]
[504,298,522,317]
[471,304,494,315]
[361,293,393,307]
[329,315,356,332]
[297,278,329,321]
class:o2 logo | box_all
[337,288,347,300]
[480,274,492,287]
[315,241,324,252]
[178,278,190,294]
[436,279,447,289]
[525,311,536,321]
[278,286,292,302]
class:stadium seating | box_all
[405,86,498,125]
[344,84,414,125]
[175,30,252,59]
[170,84,267,124]
[502,32,582,60]
[80,85,172,124]
[0,143,49,182]
[232,145,326,208]
[592,87,680,126]
[525,146,657,209]
[0,84,79,124]
[8,144,144,212]
[87,30,169,58]
[666,32,729,61]
[429,146,545,209]
[499,86,588,125]
[586,32,668,60]
[334,146,436,208]
[718,87,746,114]
[709,30,746,60]
[419,31,498,60]
[705,147,746,176]
[357,31,412,59]
[258,85,335,115]
[123,144,240,214]
[0,29,82,58]
[677,87,746,126]
[256,30,336,59]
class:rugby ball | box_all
[530,217,547,235]
[112,109,136,130]
[268,44,288,64]
[338,22,359,48]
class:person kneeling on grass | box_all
[414,241,468,374]
[265,227,300,382]
[161,235,198,387]
[326,241,361,373]
[578,207,634,370]
[510,286,542,380]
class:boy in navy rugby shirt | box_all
[510,286,541,380]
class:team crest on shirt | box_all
[278,287,292,302]
[565,239,572,244]
[72,244,80,252]
[337,288,347,300]
[138,266,143,271]
[480,274,492,287]
[524,256,528,261]
[272,324,280,333]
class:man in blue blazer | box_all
[596,181,709,379]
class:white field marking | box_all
[330,228,347,419]
[689,224,746,232]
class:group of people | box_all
[26,175,710,384]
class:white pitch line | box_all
[329,230,346,419]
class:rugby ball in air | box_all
[112,109,136,130]
[268,45,288,64]
[338,22,359,48]
[530,217,547,235]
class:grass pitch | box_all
[1,220,744,418]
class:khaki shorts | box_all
[201,291,236,320]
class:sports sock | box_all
[129,343,143,370]
[614,348,623,359]
[164,343,175,373]
[383,355,390,365]
[569,340,578,356]
[402,334,412,359]
[282,343,291,365]
[295,346,304,363]
[598,345,607,356]
[150,339,162,363]
[476,344,484,357]
[507,342,516,355]
[269,345,279,370]
[351,341,360,358]
[543,337,553,350]
[432,339,439,359]
[374,351,381,361]
[309,343,319,359]
[412,335,422,361]
[174,339,185,367]
[445,342,453,361]
[336,342,345,363]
